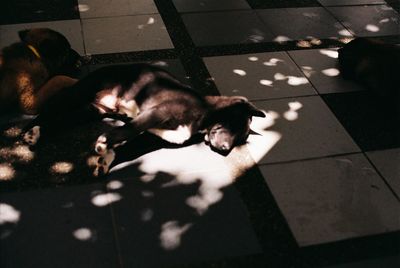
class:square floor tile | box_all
[181,11,275,46]
[0,0,79,25]
[259,154,400,246]
[0,20,85,55]
[172,0,250,13]
[318,0,386,6]
[322,91,400,151]
[105,143,262,267]
[247,96,360,164]
[247,0,321,9]
[367,148,400,197]
[256,7,353,42]
[0,184,119,268]
[288,48,364,94]
[78,0,158,18]
[204,52,316,101]
[82,15,174,54]
[327,5,400,37]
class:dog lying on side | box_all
[0,28,82,115]
[338,37,400,100]
[23,63,265,176]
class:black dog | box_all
[0,28,83,115]
[23,63,265,175]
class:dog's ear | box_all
[18,29,30,42]
[243,101,265,118]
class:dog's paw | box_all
[94,135,108,155]
[23,126,40,145]
[93,149,115,177]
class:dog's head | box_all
[203,97,265,154]
[18,28,83,76]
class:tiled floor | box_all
[0,0,399,268]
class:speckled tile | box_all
[256,7,353,42]
[0,183,118,268]
[288,48,364,94]
[82,15,174,54]
[172,0,251,13]
[259,153,400,246]
[247,96,360,164]
[78,0,159,18]
[366,148,400,197]
[204,52,316,101]
[327,5,400,37]
[0,20,85,55]
[181,11,275,46]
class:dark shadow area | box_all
[246,0,321,9]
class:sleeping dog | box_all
[23,63,265,176]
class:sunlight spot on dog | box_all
[91,193,122,207]
[263,58,283,66]
[107,180,124,190]
[274,35,291,43]
[233,69,247,76]
[0,164,15,181]
[365,24,380,32]
[297,40,312,48]
[73,228,93,241]
[141,208,154,222]
[0,145,34,162]
[248,56,258,62]
[147,17,155,24]
[338,29,353,37]
[186,187,223,215]
[3,127,22,138]
[284,101,303,121]
[319,49,338,59]
[78,4,90,12]
[160,221,192,250]
[0,203,20,224]
[260,79,273,87]
[50,162,74,174]
[322,68,340,77]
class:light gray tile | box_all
[0,20,85,55]
[256,7,353,42]
[327,5,400,37]
[259,154,400,246]
[173,0,251,12]
[204,52,316,101]
[105,143,262,267]
[82,15,173,54]
[318,0,385,6]
[182,11,275,46]
[78,0,158,18]
[367,148,400,197]
[247,96,360,164]
[0,184,119,268]
[288,48,364,94]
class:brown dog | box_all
[0,28,82,115]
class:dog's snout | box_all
[219,142,231,151]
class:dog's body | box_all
[0,28,82,115]
[23,63,265,175]
[338,37,400,99]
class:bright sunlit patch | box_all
[260,79,273,86]
[297,40,312,48]
[283,101,303,121]
[78,4,90,12]
[379,18,390,23]
[147,17,155,24]
[263,58,283,66]
[0,203,20,224]
[301,66,315,78]
[248,56,258,62]
[91,193,122,207]
[3,127,22,138]
[274,35,291,43]
[50,162,74,174]
[0,145,34,162]
[338,29,353,37]
[0,164,15,181]
[160,221,192,250]
[322,68,340,77]
[287,76,309,86]
[365,24,380,32]
[319,49,338,59]
[107,180,124,190]
[233,69,247,76]
[73,228,92,241]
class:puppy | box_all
[338,37,400,99]
[0,28,82,115]
[22,63,265,175]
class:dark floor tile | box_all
[246,0,321,9]
[172,0,251,13]
[0,0,79,25]
[322,91,400,151]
